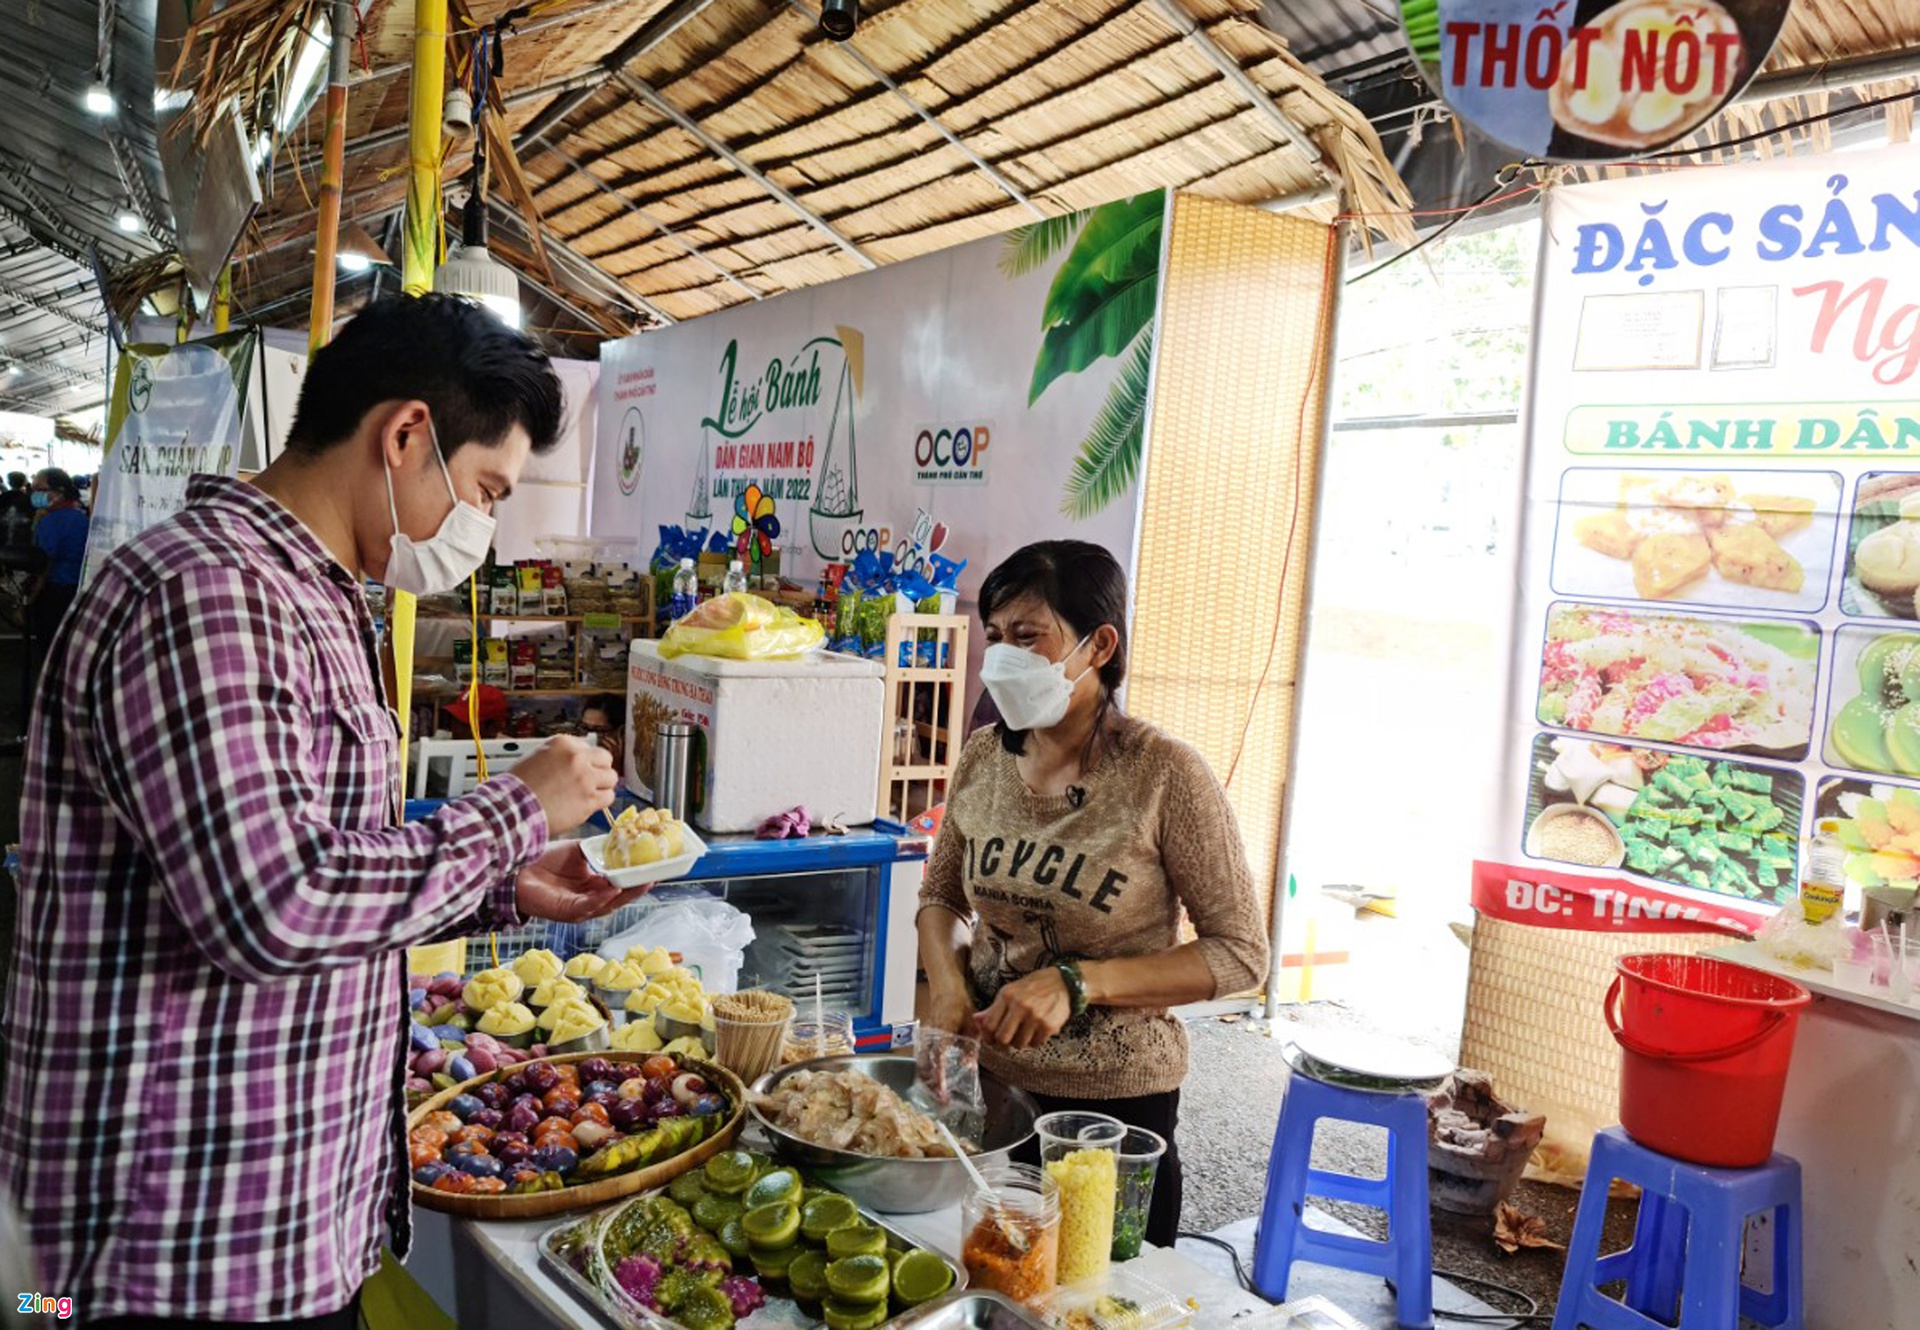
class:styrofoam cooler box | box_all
[626,640,886,833]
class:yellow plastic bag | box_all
[659,592,826,661]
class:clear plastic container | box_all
[963,1162,1061,1308]
[1035,1111,1126,1164]
[781,1010,856,1064]
[1043,1265,1188,1330]
[1036,1112,1124,1284]
[1107,1126,1167,1261]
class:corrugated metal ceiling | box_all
[0,0,168,418]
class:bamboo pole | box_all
[392,0,449,809]
[308,0,356,355]
[403,0,448,293]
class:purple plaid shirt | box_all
[2,476,548,1321]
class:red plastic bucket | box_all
[1605,954,1811,1168]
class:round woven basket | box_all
[408,1050,745,1220]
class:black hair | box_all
[976,539,1130,760]
[6,472,25,490]
[582,693,625,722]
[35,468,79,502]
[283,294,564,459]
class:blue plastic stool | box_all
[1553,1126,1803,1330]
[1251,1070,1434,1329]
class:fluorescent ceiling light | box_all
[115,209,143,234]
[83,81,115,116]
[276,21,332,136]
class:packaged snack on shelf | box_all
[568,566,611,615]
[482,638,510,688]
[543,563,568,616]
[452,637,473,685]
[510,639,538,691]
[926,552,967,615]
[516,563,546,616]
[489,565,517,616]
[580,614,629,688]
[607,565,647,619]
[536,634,574,689]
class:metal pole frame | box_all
[1264,212,1348,1021]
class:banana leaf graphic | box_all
[1005,191,1164,517]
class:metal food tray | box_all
[539,1186,969,1330]
[892,1293,1048,1329]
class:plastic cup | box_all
[1108,1126,1167,1261]
[1830,957,1873,992]
[1034,1111,1125,1164]
[1035,1112,1124,1284]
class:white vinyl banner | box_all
[591,192,1168,613]
[1496,145,1920,933]
[84,331,255,584]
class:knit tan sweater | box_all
[918,719,1269,1100]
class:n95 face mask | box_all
[979,634,1093,733]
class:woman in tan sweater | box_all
[918,540,1269,1247]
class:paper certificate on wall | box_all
[1573,291,1705,370]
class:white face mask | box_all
[381,418,496,596]
[980,633,1095,734]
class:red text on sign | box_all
[1444,21,1742,97]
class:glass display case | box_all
[409,799,926,1049]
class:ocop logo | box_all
[912,422,992,486]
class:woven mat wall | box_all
[1462,917,1723,1185]
[1127,195,1336,946]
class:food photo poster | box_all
[1491,144,1920,932]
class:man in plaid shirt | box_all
[3,297,625,1327]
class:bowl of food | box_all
[749,1055,1040,1215]
[1526,803,1627,870]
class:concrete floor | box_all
[1178,909,1643,1323]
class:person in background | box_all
[582,692,627,776]
[3,295,626,1329]
[24,467,89,681]
[916,540,1269,1248]
[0,469,30,520]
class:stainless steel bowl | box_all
[749,1054,1038,1214]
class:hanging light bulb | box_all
[83,79,115,115]
[434,244,522,330]
[115,205,143,234]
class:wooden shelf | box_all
[879,613,968,822]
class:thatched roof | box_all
[2,0,1918,414]
[220,0,1415,341]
